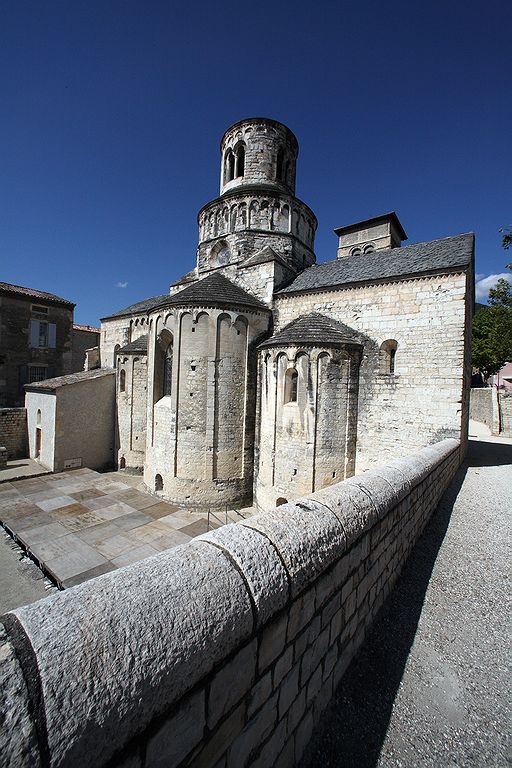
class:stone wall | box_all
[469,388,493,430]
[469,388,512,436]
[71,328,100,372]
[144,305,269,507]
[25,371,116,472]
[117,354,148,471]
[500,392,512,436]
[0,293,74,407]
[197,194,316,274]
[255,346,361,511]
[0,408,28,459]
[274,272,471,471]
[25,392,56,469]
[0,438,461,768]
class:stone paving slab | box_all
[0,468,242,589]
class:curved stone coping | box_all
[5,542,254,768]
[196,525,290,628]
[240,500,346,599]
[308,438,460,547]
[0,437,460,768]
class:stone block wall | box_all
[469,388,512,436]
[469,388,493,430]
[274,272,471,470]
[0,438,461,768]
[0,407,28,459]
[500,392,512,436]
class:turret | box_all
[219,118,298,195]
[197,118,317,276]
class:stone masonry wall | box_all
[274,273,470,471]
[0,408,28,459]
[469,388,493,430]
[0,438,461,768]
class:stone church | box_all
[29,118,474,512]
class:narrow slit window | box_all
[284,368,298,403]
[235,144,245,177]
[163,345,173,396]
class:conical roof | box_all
[258,313,363,349]
[166,272,268,310]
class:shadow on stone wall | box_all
[299,449,474,768]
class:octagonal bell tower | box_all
[197,118,317,277]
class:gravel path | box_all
[301,438,512,768]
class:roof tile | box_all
[278,233,474,295]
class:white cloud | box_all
[475,272,511,302]
[116,281,128,289]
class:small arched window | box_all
[364,244,375,254]
[284,368,298,403]
[113,344,120,367]
[155,474,163,492]
[119,369,126,392]
[350,247,362,256]
[225,150,235,183]
[380,340,398,374]
[162,345,173,397]
[234,143,245,178]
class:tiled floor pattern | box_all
[0,468,253,589]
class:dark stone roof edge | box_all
[258,338,363,350]
[24,368,114,393]
[154,297,271,313]
[333,212,407,240]
[0,284,75,308]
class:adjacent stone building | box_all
[0,282,100,407]
[0,282,75,407]
[26,117,475,510]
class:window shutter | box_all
[30,319,39,348]
[48,323,57,348]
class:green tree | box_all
[472,264,512,377]
[499,226,512,250]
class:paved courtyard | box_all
[0,468,252,588]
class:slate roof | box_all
[164,273,268,310]
[259,313,363,349]
[102,273,268,321]
[0,281,75,307]
[101,294,171,321]
[25,368,114,392]
[118,335,148,354]
[278,233,474,296]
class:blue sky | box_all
[1,0,510,325]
